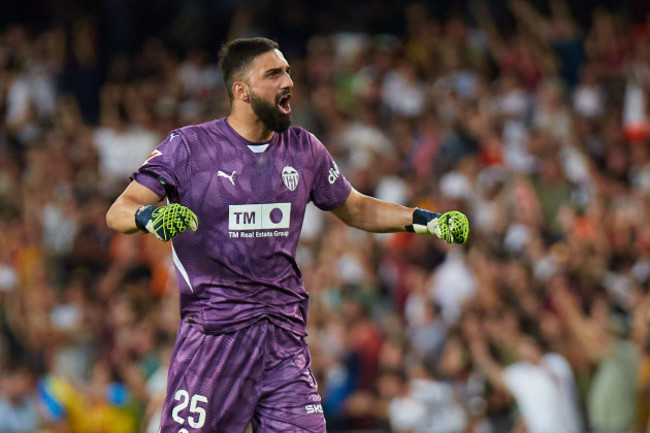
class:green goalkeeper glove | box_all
[407,208,469,244]
[135,204,198,242]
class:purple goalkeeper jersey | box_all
[132,118,351,336]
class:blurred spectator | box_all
[0,368,42,433]
[466,315,583,433]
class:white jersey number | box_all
[172,389,208,428]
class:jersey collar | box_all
[223,117,280,153]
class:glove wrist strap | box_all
[135,205,156,233]
[406,208,440,234]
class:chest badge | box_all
[282,166,299,191]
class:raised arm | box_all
[509,0,554,45]
[331,188,469,243]
[463,317,508,392]
[471,1,507,59]
[550,277,612,360]
[330,188,413,233]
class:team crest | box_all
[282,166,299,191]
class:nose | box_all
[282,71,294,89]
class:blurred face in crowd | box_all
[540,311,562,341]
[516,337,543,364]
[438,336,467,378]
[0,370,32,403]
[244,49,294,133]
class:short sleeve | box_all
[308,133,351,210]
[130,131,190,199]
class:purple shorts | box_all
[159,319,326,432]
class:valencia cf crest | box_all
[282,166,299,191]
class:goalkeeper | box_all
[106,37,468,432]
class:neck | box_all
[228,106,274,143]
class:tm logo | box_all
[305,404,323,414]
[234,212,256,225]
[229,203,291,230]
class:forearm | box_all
[478,361,506,391]
[564,312,611,359]
[106,195,145,234]
[510,0,552,43]
[331,188,469,244]
[332,190,413,233]
[470,342,507,392]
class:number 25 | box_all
[172,390,208,428]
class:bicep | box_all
[330,188,363,226]
[118,180,163,206]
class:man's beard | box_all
[250,91,292,133]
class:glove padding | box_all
[409,208,469,244]
[135,204,198,242]
[429,210,469,244]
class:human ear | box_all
[233,81,250,103]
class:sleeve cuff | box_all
[132,172,167,198]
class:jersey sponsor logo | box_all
[228,203,291,230]
[328,161,340,184]
[305,404,323,414]
[282,166,299,191]
[142,149,162,165]
[217,170,237,186]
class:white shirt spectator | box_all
[178,58,220,98]
[0,397,40,433]
[0,264,17,292]
[502,120,537,173]
[498,88,529,121]
[42,201,79,255]
[375,175,410,206]
[390,379,467,433]
[382,67,426,117]
[573,84,605,118]
[336,121,392,169]
[6,64,57,125]
[429,250,476,324]
[503,354,582,433]
[93,125,159,193]
[543,353,584,433]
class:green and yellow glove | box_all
[135,204,198,242]
[407,208,469,244]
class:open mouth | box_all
[277,94,292,115]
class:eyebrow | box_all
[265,65,291,76]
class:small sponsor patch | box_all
[142,149,162,165]
[305,404,323,414]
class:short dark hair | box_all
[218,37,279,101]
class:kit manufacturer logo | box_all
[328,161,340,184]
[217,170,237,186]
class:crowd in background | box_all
[1,0,650,432]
